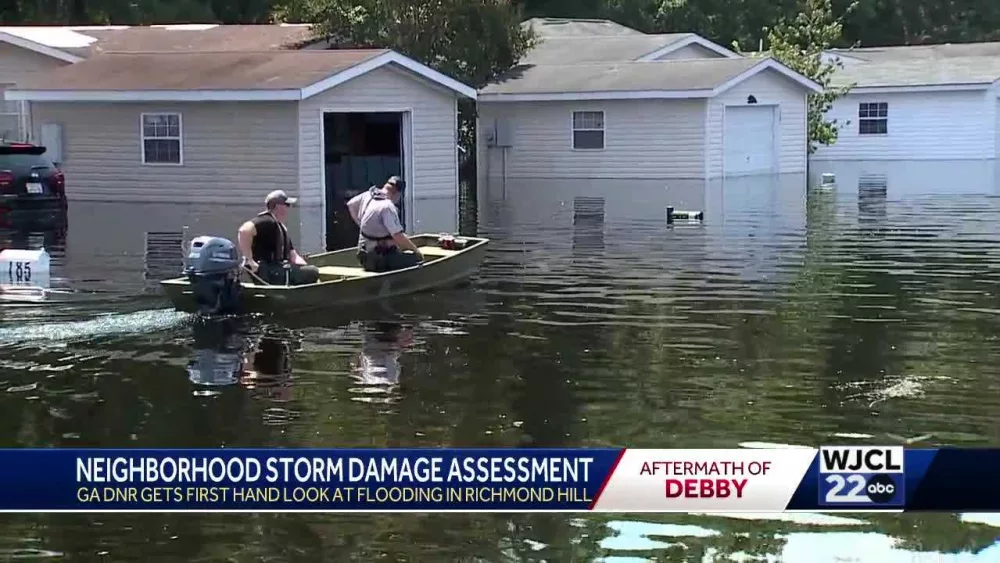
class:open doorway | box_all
[322,112,405,251]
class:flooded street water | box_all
[1,184,1000,561]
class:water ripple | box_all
[0,193,996,558]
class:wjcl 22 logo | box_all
[817,446,905,507]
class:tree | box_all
[273,0,535,153]
[735,0,856,152]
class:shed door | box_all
[724,105,776,176]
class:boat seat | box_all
[417,245,460,257]
[317,265,379,279]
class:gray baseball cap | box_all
[265,189,297,208]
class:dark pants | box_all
[257,261,320,285]
[357,246,421,272]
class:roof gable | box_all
[520,31,737,66]
[636,34,739,60]
[0,29,83,62]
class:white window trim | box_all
[140,112,184,166]
[857,102,888,136]
[571,110,606,151]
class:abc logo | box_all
[866,474,896,503]
[820,446,904,506]
[824,472,899,504]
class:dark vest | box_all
[250,212,291,263]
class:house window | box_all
[572,110,605,149]
[141,113,182,164]
[858,102,887,135]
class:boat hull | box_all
[160,234,489,315]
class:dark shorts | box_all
[257,262,320,286]
[357,246,421,272]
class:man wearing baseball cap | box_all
[236,190,320,285]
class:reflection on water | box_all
[186,318,249,388]
[601,514,1000,561]
[1,179,1000,558]
[350,322,413,404]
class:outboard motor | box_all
[184,235,243,315]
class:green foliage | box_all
[273,0,534,155]
[734,0,857,153]
[274,0,533,90]
[0,0,276,24]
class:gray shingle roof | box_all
[829,55,1000,88]
[521,33,694,65]
[522,18,645,37]
[480,58,762,95]
[828,41,1000,62]
[13,50,387,91]
[0,24,318,59]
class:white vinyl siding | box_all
[478,99,707,180]
[0,84,19,140]
[995,98,1000,160]
[0,43,70,141]
[0,43,69,85]
[297,65,459,251]
[28,101,298,203]
[140,112,182,165]
[812,90,995,160]
[706,68,808,177]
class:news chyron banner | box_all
[0,447,996,512]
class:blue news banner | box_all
[0,449,622,511]
[0,447,999,511]
[786,447,1000,511]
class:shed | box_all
[815,45,1000,162]
[477,56,821,184]
[4,49,476,253]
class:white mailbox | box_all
[0,248,51,288]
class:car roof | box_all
[0,144,48,155]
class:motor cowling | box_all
[183,236,243,315]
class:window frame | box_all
[857,102,888,136]
[140,112,183,166]
[571,110,606,151]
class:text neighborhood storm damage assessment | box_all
[72,455,599,508]
[77,456,595,483]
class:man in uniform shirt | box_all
[237,190,320,285]
[347,176,423,272]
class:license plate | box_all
[26,183,43,194]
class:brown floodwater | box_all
[0,185,999,561]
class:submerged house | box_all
[815,43,1000,162]
[0,25,474,253]
[475,18,821,229]
[811,42,1000,197]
